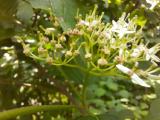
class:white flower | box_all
[90,20,98,27]
[79,20,98,27]
[116,64,150,87]
[146,0,159,10]
[3,53,12,61]
[131,49,140,57]
[119,48,123,57]
[131,74,150,87]
[116,64,132,74]
[79,20,90,26]
[131,45,145,57]
[105,32,112,39]
[111,20,135,38]
[145,46,160,63]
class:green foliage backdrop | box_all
[0,0,160,120]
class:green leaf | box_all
[154,83,160,98]
[49,0,89,31]
[76,116,97,120]
[146,99,160,120]
[0,0,17,24]
[27,0,90,31]
[106,79,118,91]
[95,88,106,97]
[0,28,14,40]
[27,0,50,9]
[0,105,74,120]
[16,1,33,24]
[118,90,131,98]
[49,0,77,31]
[76,110,134,120]
[98,110,134,120]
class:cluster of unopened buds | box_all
[19,8,160,88]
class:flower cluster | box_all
[18,8,160,88]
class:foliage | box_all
[0,0,160,120]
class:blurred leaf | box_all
[0,0,17,39]
[49,0,77,31]
[118,90,131,98]
[0,0,17,24]
[95,88,106,97]
[98,110,134,120]
[146,99,160,120]
[27,0,89,30]
[154,83,160,98]
[49,0,89,31]
[59,66,84,83]
[0,28,14,40]
[106,79,118,91]
[76,110,134,120]
[76,116,97,120]
[16,1,33,24]
[27,0,50,9]
[88,99,105,108]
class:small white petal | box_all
[131,74,150,87]
[131,49,140,57]
[116,64,132,75]
[151,55,160,62]
[79,20,89,26]
[148,74,160,80]
[112,20,118,28]
[105,32,111,39]
[90,20,98,26]
[146,53,151,61]
[148,47,155,54]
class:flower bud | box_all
[23,45,30,55]
[46,57,53,64]
[97,58,108,66]
[73,50,80,56]
[55,44,63,49]
[43,37,49,43]
[101,47,110,55]
[65,51,73,57]
[105,32,111,39]
[85,53,92,60]
[38,47,47,54]
[59,35,66,42]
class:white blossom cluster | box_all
[20,8,160,88]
